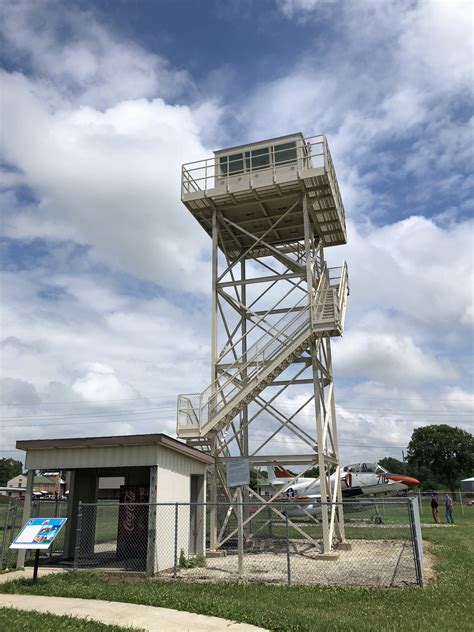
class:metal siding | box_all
[154,446,208,571]
[155,445,207,504]
[24,445,159,470]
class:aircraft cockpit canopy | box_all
[344,462,382,473]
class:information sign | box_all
[227,458,250,487]
[10,518,67,550]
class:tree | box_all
[0,458,23,486]
[249,468,268,491]
[379,457,405,474]
[407,425,474,492]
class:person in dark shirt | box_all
[431,494,440,523]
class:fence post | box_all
[73,501,82,571]
[0,503,11,570]
[418,490,423,515]
[285,512,291,586]
[173,503,179,579]
[408,498,424,587]
[5,504,18,570]
[237,487,244,578]
[459,491,464,516]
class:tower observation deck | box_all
[177,133,349,553]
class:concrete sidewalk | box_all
[0,570,265,631]
[0,567,65,583]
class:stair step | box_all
[177,276,348,439]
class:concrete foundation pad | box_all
[337,542,352,551]
[206,550,227,558]
[314,553,340,560]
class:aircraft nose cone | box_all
[386,473,420,488]
[402,476,420,488]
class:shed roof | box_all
[461,477,474,482]
[16,433,214,465]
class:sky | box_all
[0,0,473,470]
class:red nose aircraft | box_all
[270,461,420,501]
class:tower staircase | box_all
[177,262,349,444]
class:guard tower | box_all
[177,133,349,553]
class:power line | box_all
[1,393,472,408]
[1,403,472,423]
[0,413,472,430]
[0,406,176,421]
[0,395,178,407]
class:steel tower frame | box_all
[177,134,349,553]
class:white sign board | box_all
[10,518,67,550]
[227,459,250,487]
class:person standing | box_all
[431,494,441,524]
[445,494,455,524]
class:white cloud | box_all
[343,216,474,330]
[1,70,220,292]
[1,0,472,467]
[72,363,139,403]
[1,0,191,108]
[335,331,458,384]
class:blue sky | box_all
[0,0,473,466]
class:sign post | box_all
[10,517,67,582]
[226,459,250,578]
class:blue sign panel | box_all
[10,517,67,550]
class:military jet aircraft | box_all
[270,461,419,500]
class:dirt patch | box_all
[422,541,437,584]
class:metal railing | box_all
[178,298,312,433]
[177,264,349,433]
[181,134,326,197]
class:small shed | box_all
[460,477,474,493]
[16,433,214,574]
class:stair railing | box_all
[177,262,347,433]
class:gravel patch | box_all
[165,539,419,587]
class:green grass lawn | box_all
[1,510,473,631]
[0,608,142,631]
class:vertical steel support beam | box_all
[326,340,345,542]
[240,260,250,534]
[304,195,330,552]
[209,208,218,550]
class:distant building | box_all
[0,471,66,498]
[0,486,25,498]
[0,473,27,498]
[460,477,474,493]
[6,473,27,490]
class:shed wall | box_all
[155,446,208,571]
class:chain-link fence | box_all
[74,498,423,587]
[416,490,472,520]
[0,499,68,570]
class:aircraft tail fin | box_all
[272,464,297,479]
